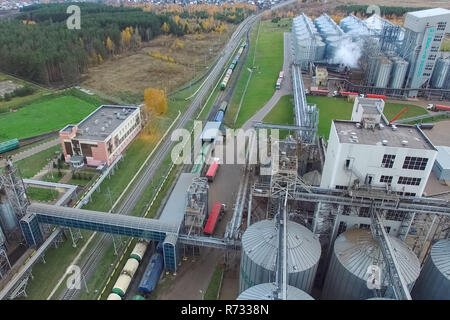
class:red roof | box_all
[204,202,222,235]
[206,162,219,178]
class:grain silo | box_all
[389,56,408,89]
[411,239,450,300]
[430,57,450,89]
[375,56,393,88]
[322,229,420,300]
[237,283,314,300]
[239,219,321,294]
[0,197,19,233]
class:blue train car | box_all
[214,110,224,123]
[156,242,163,253]
[138,253,164,295]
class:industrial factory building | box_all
[59,105,142,168]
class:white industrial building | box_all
[321,98,437,198]
[400,8,450,97]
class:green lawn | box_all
[26,186,59,202]
[0,95,97,142]
[305,96,428,139]
[14,144,62,179]
[233,19,291,128]
[263,95,294,139]
[204,264,224,300]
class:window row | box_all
[381,154,429,171]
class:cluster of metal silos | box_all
[314,14,346,60]
[339,14,371,38]
[321,229,421,300]
[366,52,408,89]
[430,57,450,89]
[292,14,325,67]
[238,219,321,300]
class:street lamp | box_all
[199,289,204,300]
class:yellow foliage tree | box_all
[144,88,167,116]
[106,36,115,54]
[161,22,170,33]
[98,54,103,64]
[174,15,180,25]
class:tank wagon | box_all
[322,229,420,300]
[0,139,19,154]
[107,240,149,300]
[138,252,164,296]
[239,219,321,294]
[412,239,450,300]
[237,283,314,300]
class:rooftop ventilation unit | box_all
[391,124,397,131]
[401,140,408,146]
[94,119,99,125]
[382,140,388,146]
[378,123,384,129]
[356,123,362,128]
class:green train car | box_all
[191,142,212,175]
[0,138,19,154]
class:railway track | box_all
[58,13,261,301]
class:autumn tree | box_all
[106,36,115,55]
[144,88,167,116]
[161,22,170,34]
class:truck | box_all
[332,91,359,97]
[427,104,450,112]
[366,94,386,100]
[206,161,219,182]
[203,202,224,235]
[309,89,329,96]
[275,77,282,90]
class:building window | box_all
[404,192,416,197]
[381,154,395,168]
[335,185,348,190]
[402,156,428,170]
[398,176,421,186]
[365,175,374,185]
[380,175,393,184]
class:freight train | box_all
[220,41,247,90]
[0,138,19,155]
[137,252,164,296]
[107,240,148,300]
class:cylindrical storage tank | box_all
[107,293,122,300]
[412,239,450,300]
[389,57,408,89]
[130,241,148,262]
[237,283,314,300]
[123,258,139,277]
[322,229,420,300]
[430,58,450,89]
[112,274,132,297]
[375,57,393,88]
[239,219,321,294]
[0,201,19,232]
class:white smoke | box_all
[331,38,362,69]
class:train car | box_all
[241,41,247,48]
[218,101,228,113]
[204,202,223,235]
[138,253,164,295]
[237,47,244,55]
[130,240,148,263]
[226,69,233,77]
[156,242,163,253]
[107,293,122,300]
[191,142,212,175]
[0,138,19,154]
[366,94,386,100]
[132,295,146,300]
[214,110,224,123]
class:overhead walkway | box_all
[27,203,179,242]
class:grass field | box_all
[263,95,294,139]
[14,144,62,179]
[306,96,429,139]
[204,264,224,300]
[0,95,97,142]
[26,186,59,202]
[233,20,291,128]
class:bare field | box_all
[81,28,235,102]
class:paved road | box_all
[242,32,293,131]
[0,138,60,168]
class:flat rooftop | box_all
[407,8,450,19]
[70,105,139,141]
[159,173,198,232]
[333,120,436,150]
[356,97,384,115]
